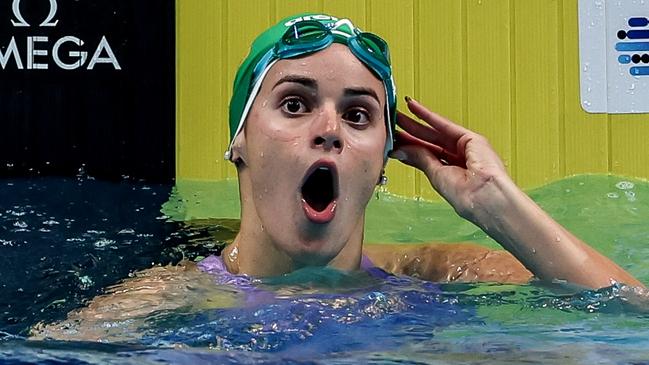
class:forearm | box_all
[468,174,644,289]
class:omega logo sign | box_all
[12,0,59,27]
[1,0,122,70]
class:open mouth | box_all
[300,161,339,223]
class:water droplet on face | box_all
[262,100,268,107]
[260,152,264,158]
[555,237,561,242]
[531,248,537,254]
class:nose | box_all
[311,105,343,153]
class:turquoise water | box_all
[165,174,649,283]
[2,174,649,364]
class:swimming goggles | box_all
[254,19,393,83]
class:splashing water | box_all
[2,175,649,364]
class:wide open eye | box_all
[281,97,310,115]
[342,109,371,128]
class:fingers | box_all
[390,141,444,174]
[393,130,465,168]
[397,112,457,152]
[404,97,470,140]
[397,112,445,149]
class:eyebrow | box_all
[343,87,381,106]
[272,75,318,91]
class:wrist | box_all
[462,170,520,226]
[468,173,553,254]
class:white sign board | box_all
[579,0,649,113]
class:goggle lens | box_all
[282,21,329,45]
[355,32,390,65]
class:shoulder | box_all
[30,260,234,341]
[363,242,533,284]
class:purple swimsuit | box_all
[197,254,388,286]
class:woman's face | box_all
[236,43,387,266]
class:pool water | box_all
[2,175,649,364]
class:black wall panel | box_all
[0,0,175,182]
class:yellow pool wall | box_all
[176,0,649,200]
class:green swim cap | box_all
[226,13,397,161]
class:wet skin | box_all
[228,44,387,276]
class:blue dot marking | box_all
[616,42,649,51]
[629,17,649,27]
[619,55,631,64]
[630,66,649,76]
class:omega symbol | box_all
[11,0,59,27]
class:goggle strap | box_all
[227,56,279,157]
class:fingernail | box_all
[404,96,413,103]
[389,150,408,161]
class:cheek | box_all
[246,130,303,190]
[250,107,303,144]
[260,125,302,144]
[345,130,386,170]
[345,147,384,192]
[247,118,302,159]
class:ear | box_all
[230,131,248,167]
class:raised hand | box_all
[390,96,511,222]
